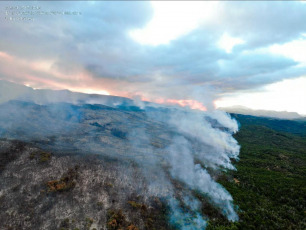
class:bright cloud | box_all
[129,1,219,45]
[218,33,245,53]
[215,76,306,115]
[269,37,306,66]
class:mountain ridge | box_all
[219,105,304,120]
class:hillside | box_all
[0,139,173,230]
[232,114,306,136]
[208,115,306,229]
[0,100,240,230]
[0,102,305,229]
[219,106,304,120]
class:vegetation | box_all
[29,151,52,163]
[207,115,306,230]
[107,209,137,230]
[128,201,147,210]
[47,166,78,192]
[232,114,306,136]
[106,198,173,230]
[84,217,94,229]
[59,218,70,229]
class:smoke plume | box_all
[143,107,240,228]
[0,80,240,229]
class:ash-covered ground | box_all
[0,139,174,230]
[0,99,240,230]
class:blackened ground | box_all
[0,139,173,230]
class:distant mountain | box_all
[0,79,136,107]
[219,105,304,120]
[232,113,306,137]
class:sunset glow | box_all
[72,88,110,96]
[155,98,207,111]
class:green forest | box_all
[207,114,306,230]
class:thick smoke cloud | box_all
[123,104,240,228]
[161,109,239,227]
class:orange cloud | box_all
[155,98,207,111]
[0,50,207,111]
[0,50,111,95]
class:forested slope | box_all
[208,114,306,230]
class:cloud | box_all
[0,1,305,109]
[218,1,306,49]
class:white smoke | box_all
[0,80,240,229]
[145,107,240,228]
[168,110,240,170]
[169,197,207,230]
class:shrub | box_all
[29,151,52,163]
[46,167,78,192]
[107,210,130,230]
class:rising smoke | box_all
[0,80,240,229]
[142,107,240,228]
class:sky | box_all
[0,1,306,114]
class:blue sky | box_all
[0,1,305,114]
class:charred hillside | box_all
[0,139,172,230]
[0,100,241,230]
